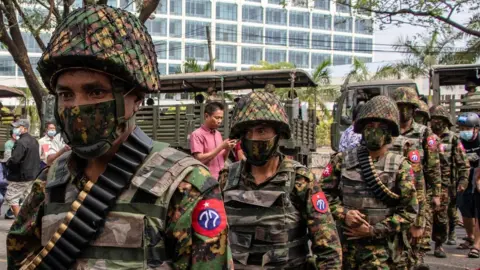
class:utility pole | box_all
[206,26,214,71]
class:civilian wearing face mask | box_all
[456,112,480,258]
[38,121,70,167]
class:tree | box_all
[249,61,296,70]
[0,0,161,118]
[182,58,213,73]
[343,57,370,86]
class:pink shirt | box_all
[190,125,225,179]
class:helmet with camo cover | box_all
[391,87,420,108]
[354,95,400,136]
[416,100,430,120]
[37,5,160,94]
[430,105,454,126]
[230,91,291,139]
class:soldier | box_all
[322,95,418,269]
[429,105,470,258]
[391,87,442,269]
[414,100,430,126]
[264,83,276,93]
[219,91,342,269]
[7,6,232,270]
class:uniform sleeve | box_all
[292,167,342,270]
[407,148,427,228]
[167,166,233,270]
[321,153,346,222]
[453,139,470,190]
[422,128,442,197]
[7,180,46,269]
[371,160,419,238]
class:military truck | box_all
[331,79,419,151]
[431,64,480,127]
[0,85,26,153]
[136,69,318,166]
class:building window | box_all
[266,8,287,26]
[265,28,287,46]
[334,16,352,32]
[265,49,286,63]
[289,31,309,48]
[156,0,167,14]
[333,35,352,51]
[291,0,308,8]
[0,56,16,76]
[119,0,134,11]
[107,0,117,7]
[216,66,236,71]
[314,0,329,10]
[21,32,50,53]
[158,63,167,75]
[336,0,351,13]
[169,19,182,38]
[168,64,181,74]
[246,0,261,2]
[355,19,373,35]
[155,41,167,59]
[242,26,263,44]
[312,14,331,30]
[216,24,237,42]
[242,5,263,23]
[186,0,211,18]
[242,47,263,64]
[146,19,167,36]
[312,33,331,50]
[333,55,352,65]
[289,51,309,68]
[170,0,182,15]
[289,11,309,28]
[169,41,182,60]
[268,0,282,4]
[356,57,372,63]
[216,45,237,63]
[18,57,40,77]
[216,2,237,21]
[354,37,372,53]
[311,53,330,68]
[185,43,209,61]
[186,20,210,39]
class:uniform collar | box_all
[201,124,217,134]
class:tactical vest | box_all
[341,147,404,225]
[41,142,208,269]
[391,123,427,162]
[438,131,457,186]
[223,159,309,269]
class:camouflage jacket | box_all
[321,147,419,239]
[402,122,442,197]
[438,130,470,190]
[7,141,233,270]
[218,156,342,270]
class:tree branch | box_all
[36,0,61,22]
[11,0,48,51]
[138,0,159,23]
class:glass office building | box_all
[0,0,374,78]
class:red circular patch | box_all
[192,199,227,238]
[311,192,328,214]
[322,163,333,178]
[408,150,420,163]
[427,136,437,149]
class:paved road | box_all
[0,218,478,269]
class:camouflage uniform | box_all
[429,106,470,254]
[7,6,232,270]
[322,96,419,269]
[220,92,342,269]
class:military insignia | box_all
[409,168,416,184]
[427,136,437,149]
[311,192,328,213]
[408,150,420,163]
[192,199,227,238]
[322,163,333,178]
[439,144,446,153]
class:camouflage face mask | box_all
[399,105,414,123]
[241,135,279,166]
[430,119,447,135]
[58,99,117,159]
[362,126,391,151]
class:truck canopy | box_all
[0,85,26,98]
[159,69,317,93]
[431,64,480,105]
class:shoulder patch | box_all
[192,199,227,238]
[458,142,465,152]
[296,166,313,182]
[427,135,437,149]
[311,191,328,214]
[322,163,333,178]
[439,144,446,153]
[408,150,421,163]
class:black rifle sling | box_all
[357,147,400,206]
[25,127,153,270]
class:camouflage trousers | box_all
[343,238,407,270]
[408,189,433,268]
[447,187,458,238]
[432,187,450,245]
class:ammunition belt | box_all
[23,128,153,270]
[357,147,400,206]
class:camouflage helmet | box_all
[391,87,420,108]
[264,84,276,93]
[430,105,453,126]
[230,91,291,139]
[415,100,430,119]
[354,95,400,136]
[37,5,160,94]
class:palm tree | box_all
[343,57,370,86]
[182,58,213,73]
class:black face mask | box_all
[431,120,447,135]
[414,114,428,126]
[399,106,414,123]
[241,136,279,166]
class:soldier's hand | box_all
[432,196,441,211]
[345,210,369,228]
[344,224,373,240]
[409,226,424,244]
